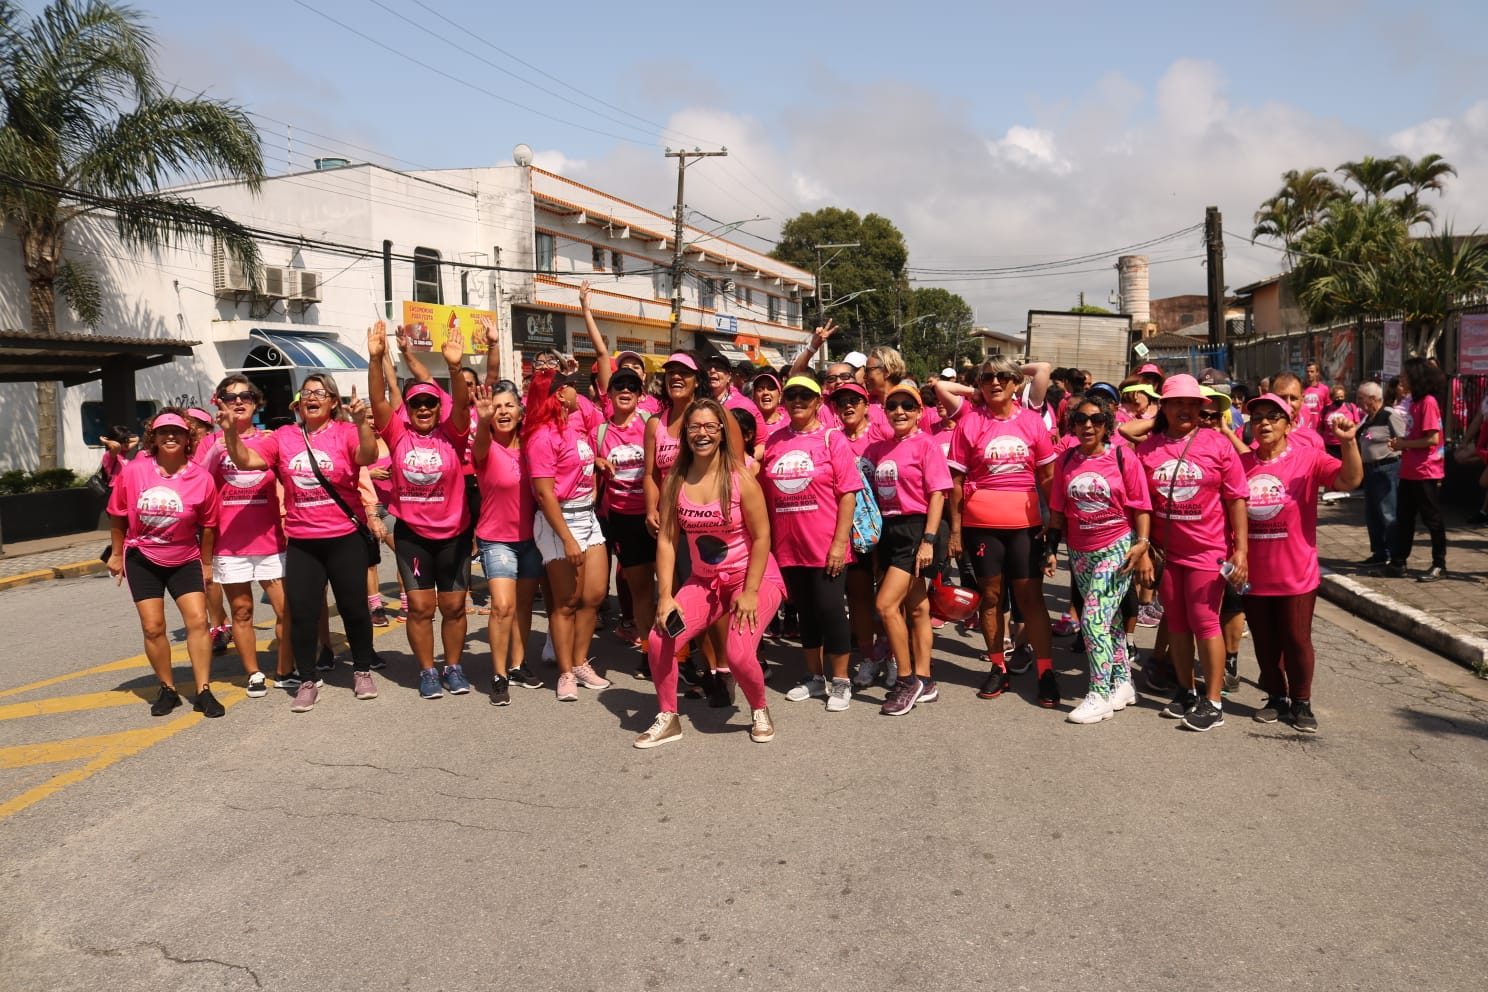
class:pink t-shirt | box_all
[1303,383,1330,419]
[381,415,470,540]
[475,439,535,543]
[369,450,395,507]
[571,394,604,436]
[524,420,596,503]
[1135,428,1248,571]
[1400,393,1445,480]
[1050,444,1151,552]
[595,412,649,516]
[652,409,684,480]
[107,457,220,567]
[946,403,1057,492]
[199,433,285,557]
[760,424,864,568]
[258,421,367,540]
[1242,442,1341,596]
[717,388,763,429]
[676,475,784,590]
[864,430,952,517]
[603,392,664,419]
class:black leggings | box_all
[1393,477,1446,569]
[781,565,851,654]
[285,534,375,677]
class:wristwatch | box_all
[920,532,937,544]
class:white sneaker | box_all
[825,678,852,712]
[785,676,827,702]
[1067,692,1114,724]
[1110,680,1137,711]
[851,656,878,689]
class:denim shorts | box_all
[478,538,543,581]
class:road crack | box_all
[225,802,519,833]
[85,940,262,988]
[305,758,475,778]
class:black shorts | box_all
[604,511,657,569]
[964,526,1041,583]
[125,547,204,603]
[394,520,472,593]
[876,514,947,576]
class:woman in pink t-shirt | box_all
[106,410,223,719]
[760,375,863,712]
[524,368,611,702]
[941,357,1060,707]
[831,382,887,689]
[636,399,784,748]
[1047,393,1153,724]
[200,375,291,699]
[864,383,953,715]
[1134,374,1249,732]
[217,372,380,712]
[1387,357,1448,580]
[594,368,657,660]
[751,369,786,438]
[1241,392,1360,733]
[368,321,474,699]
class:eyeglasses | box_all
[980,372,1018,384]
[823,373,853,384]
[219,390,256,405]
[407,396,440,411]
[1070,411,1108,426]
[783,389,817,403]
[300,388,331,400]
[884,398,920,413]
[1253,410,1289,423]
[532,357,559,370]
[865,363,886,373]
[686,422,722,436]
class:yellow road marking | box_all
[0,687,158,721]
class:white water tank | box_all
[1117,255,1150,325]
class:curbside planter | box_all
[0,487,107,546]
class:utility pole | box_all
[812,242,860,369]
[1205,206,1227,352]
[665,147,728,352]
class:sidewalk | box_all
[1315,493,1488,673]
[0,530,110,589]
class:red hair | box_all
[522,369,567,442]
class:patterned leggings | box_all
[1069,535,1134,697]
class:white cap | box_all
[941,367,956,379]
[843,351,868,369]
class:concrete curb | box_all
[0,559,108,592]
[1319,569,1488,674]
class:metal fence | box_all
[1145,344,1228,378]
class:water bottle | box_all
[1218,558,1250,595]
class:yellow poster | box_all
[400,301,494,355]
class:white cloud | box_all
[987,126,1073,176]
[531,149,587,174]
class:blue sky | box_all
[29,0,1488,327]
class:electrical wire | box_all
[915,253,1205,283]
[905,225,1203,275]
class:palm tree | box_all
[1251,168,1342,255]
[1337,155,1405,203]
[1399,226,1488,357]
[1291,198,1410,325]
[1396,153,1457,199]
[0,0,263,469]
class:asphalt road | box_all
[2,565,1486,991]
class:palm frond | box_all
[70,93,263,194]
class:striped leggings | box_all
[1069,535,1134,697]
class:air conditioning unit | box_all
[290,269,322,305]
[260,265,291,299]
[212,244,252,295]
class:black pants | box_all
[780,565,850,654]
[285,534,375,677]
[1393,477,1446,569]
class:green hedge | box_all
[0,469,85,495]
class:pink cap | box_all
[152,412,190,431]
[830,382,869,401]
[615,350,644,364]
[1137,363,1165,378]
[186,407,213,424]
[1160,373,1204,401]
[405,382,443,401]
[663,352,698,371]
[752,370,781,389]
[1246,392,1293,421]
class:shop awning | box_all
[758,346,788,369]
[232,329,368,375]
[697,336,754,367]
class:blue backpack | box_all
[826,429,881,554]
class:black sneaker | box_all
[1417,566,1446,583]
[507,666,544,690]
[489,676,511,707]
[1161,688,1199,719]
[1182,699,1224,732]
[369,652,388,671]
[678,657,704,687]
[977,666,1009,699]
[1254,695,1291,724]
[316,645,336,672]
[635,657,652,680]
[1007,643,1033,675]
[150,685,181,717]
[1036,669,1061,708]
[1223,654,1240,694]
[193,687,225,719]
[706,671,736,709]
[1291,700,1318,733]
[1145,657,1178,694]
[1358,554,1388,566]
[1380,563,1406,578]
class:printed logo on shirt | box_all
[1067,470,1113,516]
[1151,458,1202,504]
[577,438,596,478]
[768,450,817,496]
[137,485,185,530]
[609,443,645,482]
[1247,473,1288,526]
[1304,393,1322,410]
[401,445,445,487]
[221,460,267,492]
[874,460,900,503]
[695,534,729,565]
[982,435,1030,475]
[287,449,335,491]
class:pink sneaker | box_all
[353,670,378,700]
[556,671,578,701]
[1052,614,1079,636]
[290,680,318,712]
[573,660,612,690]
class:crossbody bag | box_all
[300,425,380,565]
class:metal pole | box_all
[665,148,728,352]
[1206,206,1227,351]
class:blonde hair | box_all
[978,355,1023,385]
[869,346,905,384]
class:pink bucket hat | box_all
[1160,373,1204,401]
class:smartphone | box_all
[663,608,686,638]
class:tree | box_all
[899,286,976,380]
[1252,168,1343,257]
[1070,304,1112,315]
[1337,155,1405,203]
[0,0,264,469]
[770,207,910,353]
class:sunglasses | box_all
[219,390,256,405]
[407,396,440,410]
[980,372,1018,384]
[1253,410,1288,423]
[1198,410,1221,421]
[783,389,817,403]
[884,398,920,413]
[609,383,639,394]
[832,392,866,406]
[532,358,559,370]
[1070,411,1108,426]
[864,363,886,373]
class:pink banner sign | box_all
[1461,314,1488,375]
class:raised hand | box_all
[367,320,388,360]
[395,325,414,354]
[475,314,498,347]
[579,280,592,312]
[213,397,235,433]
[473,383,496,420]
[813,317,840,344]
[347,385,369,426]
[441,325,466,367]
[1329,416,1360,443]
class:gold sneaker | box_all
[749,707,775,743]
[634,712,682,749]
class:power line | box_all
[905,225,1203,275]
[915,253,1205,284]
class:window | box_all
[767,295,779,323]
[734,280,745,304]
[786,298,800,325]
[745,287,754,307]
[700,278,716,311]
[592,245,607,272]
[413,247,442,303]
[535,232,556,273]
[612,250,624,275]
[1179,313,1194,327]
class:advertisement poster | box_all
[509,306,568,359]
[1459,313,1488,375]
[1382,320,1403,376]
[399,301,494,356]
[1326,327,1355,384]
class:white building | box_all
[0,159,814,473]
